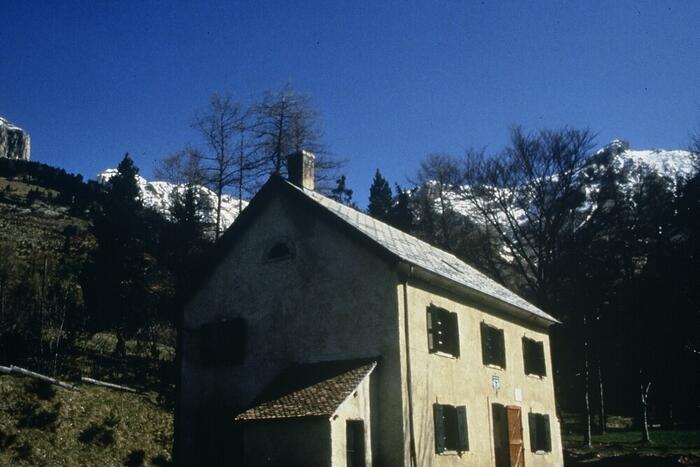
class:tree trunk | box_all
[598,359,606,434]
[641,381,652,444]
[114,332,126,358]
[582,314,592,448]
[215,184,223,240]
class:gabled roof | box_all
[194,174,559,325]
[283,180,559,325]
[235,359,377,421]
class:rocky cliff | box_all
[0,116,31,161]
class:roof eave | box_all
[398,262,561,327]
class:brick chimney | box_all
[287,150,315,191]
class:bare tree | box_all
[155,148,204,186]
[411,153,464,250]
[191,93,252,238]
[458,126,596,310]
[252,84,342,191]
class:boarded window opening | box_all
[522,337,546,376]
[199,318,246,366]
[481,322,506,368]
[427,306,460,357]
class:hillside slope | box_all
[0,375,172,466]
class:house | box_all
[176,151,563,466]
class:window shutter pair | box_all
[434,404,469,453]
[528,413,552,452]
[427,307,459,357]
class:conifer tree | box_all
[85,154,149,356]
[388,184,413,232]
[368,169,393,221]
[330,175,356,207]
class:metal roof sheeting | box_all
[288,181,558,324]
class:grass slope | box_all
[0,372,173,466]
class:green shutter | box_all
[522,338,529,374]
[543,414,552,452]
[498,328,506,368]
[456,406,469,452]
[426,308,435,352]
[480,323,489,365]
[449,312,460,357]
[433,404,446,453]
[528,413,537,452]
[538,341,546,376]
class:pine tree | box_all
[330,175,356,207]
[163,185,212,324]
[388,184,413,232]
[85,154,149,356]
[368,169,393,221]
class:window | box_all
[200,318,246,366]
[528,413,552,453]
[433,404,469,453]
[522,337,546,376]
[481,322,506,368]
[426,306,460,357]
[265,239,294,262]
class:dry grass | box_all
[0,375,173,466]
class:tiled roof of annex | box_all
[235,359,377,421]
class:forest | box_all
[0,87,698,464]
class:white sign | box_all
[491,374,501,390]
[515,387,523,402]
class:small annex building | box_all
[176,151,564,467]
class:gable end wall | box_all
[179,194,407,466]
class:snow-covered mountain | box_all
[586,139,696,189]
[97,169,247,231]
[430,140,698,228]
[0,116,31,161]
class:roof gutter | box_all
[396,262,560,328]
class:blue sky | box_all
[2,1,699,205]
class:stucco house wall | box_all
[399,278,563,467]
[244,418,330,467]
[179,194,407,466]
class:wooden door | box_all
[506,406,524,467]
